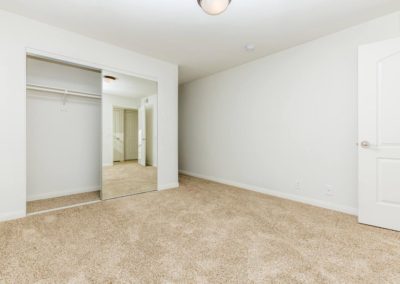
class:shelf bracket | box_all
[62,90,69,106]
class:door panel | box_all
[378,53,400,145]
[377,158,400,205]
[124,109,138,160]
[358,38,400,231]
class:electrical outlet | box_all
[325,184,334,196]
[295,181,301,191]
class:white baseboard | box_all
[158,182,180,191]
[179,170,358,216]
[27,200,101,217]
[27,186,101,202]
[0,210,25,222]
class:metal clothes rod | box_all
[26,84,101,100]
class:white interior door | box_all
[138,105,146,166]
[113,108,124,162]
[358,37,400,231]
[124,109,138,160]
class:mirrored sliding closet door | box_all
[101,71,158,200]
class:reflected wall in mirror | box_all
[101,71,158,200]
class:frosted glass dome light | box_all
[197,0,232,15]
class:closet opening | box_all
[26,55,102,214]
[26,54,159,214]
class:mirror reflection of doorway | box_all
[113,108,138,163]
[102,71,158,200]
[124,109,139,161]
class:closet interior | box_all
[26,56,102,213]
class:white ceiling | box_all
[1,0,400,83]
[102,71,157,99]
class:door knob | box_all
[360,141,370,148]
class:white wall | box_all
[0,10,178,221]
[102,94,141,166]
[179,12,400,215]
[27,57,102,201]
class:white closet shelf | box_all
[26,84,101,100]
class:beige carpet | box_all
[102,160,157,200]
[1,175,400,283]
[27,191,100,214]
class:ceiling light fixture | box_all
[103,75,117,83]
[197,0,232,15]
